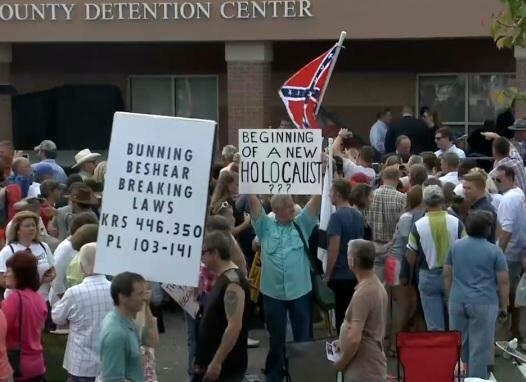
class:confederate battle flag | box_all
[278,37,344,129]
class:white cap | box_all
[453,183,464,198]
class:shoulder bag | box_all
[292,222,335,311]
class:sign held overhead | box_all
[239,128,322,195]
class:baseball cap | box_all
[34,163,54,179]
[34,140,57,152]
[423,185,444,205]
[453,183,464,200]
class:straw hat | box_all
[72,149,101,168]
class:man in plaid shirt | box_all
[366,165,406,281]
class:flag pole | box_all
[315,31,347,115]
[328,137,334,180]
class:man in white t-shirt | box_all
[494,164,526,341]
[439,152,460,186]
[342,146,376,184]
[434,127,465,159]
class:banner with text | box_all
[94,112,216,287]
[161,283,200,318]
[239,129,323,195]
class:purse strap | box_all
[292,222,315,273]
[14,290,22,347]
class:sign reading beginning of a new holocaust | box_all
[94,112,216,287]
[239,128,323,195]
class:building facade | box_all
[0,0,517,163]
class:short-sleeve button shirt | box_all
[252,208,318,301]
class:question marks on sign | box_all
[269,183,292,194]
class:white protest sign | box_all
[94,112,216,287]
[239,129,323,195]
[161,283,200,318]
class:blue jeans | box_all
[185,312,200,377]
[418,269,447,331]
[449,302,498,379]
[263,293,312,382]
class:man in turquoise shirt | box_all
[248,194,320,382]
[100,272,146,382]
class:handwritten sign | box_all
[161,283,200,318]
[94,112,216,287]
[239,129,323,195]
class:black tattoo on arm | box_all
[224,289,238,317]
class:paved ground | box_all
[156,309,526,382]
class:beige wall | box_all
[0,0,502,42]
[6,39,513,147]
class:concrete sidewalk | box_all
[155,310,526,382]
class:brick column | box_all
[515,46,526,118]
[225,42,273,145]
[0,44,12,142]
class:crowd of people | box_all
[0,140,167,382]
[195,105,526,382]
[0,102,522,382]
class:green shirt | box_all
[252,208,318,300]
[100,310,144,382]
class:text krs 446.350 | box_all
[135,218,203,238]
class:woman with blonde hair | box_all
[92,161,107,186]
[209,171,251,238]
[66,223,99,287]
[0,211,54,301]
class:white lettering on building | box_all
[0,1,313,22]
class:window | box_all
[468,74,514,123]
[418,73,514,125]
[129,75,218,121]
[418,75,466,123]
[417,73,514,152]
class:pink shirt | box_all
[0,311,12,379]
[2,289,47,379]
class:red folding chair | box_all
[397,331,462,382]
